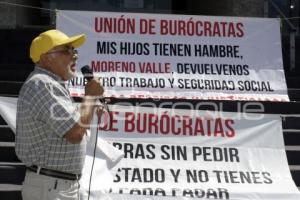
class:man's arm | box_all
[64,79,103,144]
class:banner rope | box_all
[0,1,299,20]
[0,1,55,12]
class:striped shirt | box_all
[15,66,86,174]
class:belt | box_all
[27,165,81,181]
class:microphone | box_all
[81,65,94,82]
[81,65,110,111]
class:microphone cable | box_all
[87,105,101,200]
[81,65,111,199]
[87,101,110,200]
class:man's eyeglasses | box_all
[47,47,78,55]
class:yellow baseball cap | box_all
[30,29,86,63]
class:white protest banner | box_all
[57,10,289,101]
[0,96,17,133]
[80,105,300,200]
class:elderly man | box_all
[15,29,103,200]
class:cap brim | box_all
[58,34,86,48]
